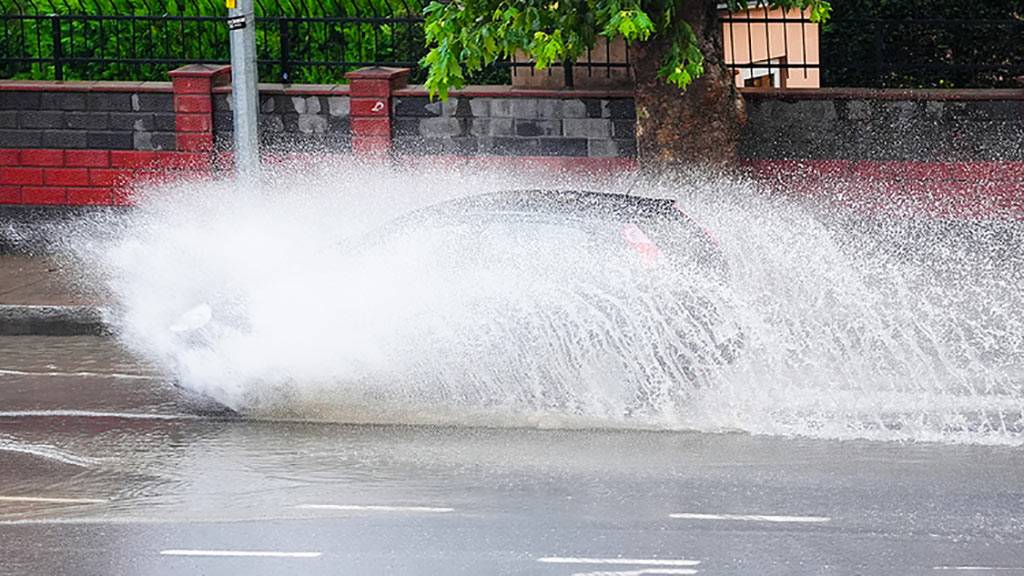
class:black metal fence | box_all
[0,0,429,83]
[2,1,1022,89]
[819,16,1024,89]
[0,0,626,86]
[723,7,1024,89]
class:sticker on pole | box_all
[226,0,236,7]
[227,15,246,30]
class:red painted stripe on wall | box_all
[0,149,1020,217]
[65,150,111,168]
[744,159,1024,219]
[0,149,215,206]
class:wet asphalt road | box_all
[1,336,1023,576]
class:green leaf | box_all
[601,7,655,42]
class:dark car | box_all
[168,190,742,413]
[343,189,729,278]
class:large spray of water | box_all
[65,159,1024,444]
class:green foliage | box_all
[819,0,1023,88]
[1,0,426,83]
[421,0,832,100]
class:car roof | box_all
[413,190,680,222]
[337,189,727,279]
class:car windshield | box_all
[348,209,679,278]
[339,190,717,270]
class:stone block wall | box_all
[0,87,176,151]
[740,88,1024,219]
[2,65,1020,215]
[0,67,226,205]
[212,88,351,151]
[391,94,636,157]
[742,89,1024,161]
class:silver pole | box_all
[228,0,260,181]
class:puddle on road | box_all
[2,404,1024,532]
[0,335,1022,537]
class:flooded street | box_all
[0,0,1022,571]
[2,336,1023,575]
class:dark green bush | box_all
[3,0,1021,87]
[820,0,1024,87]
[0,0,430,83]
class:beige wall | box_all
[722,7,820,88]
[511,37,633,89]
[510,7,820,89]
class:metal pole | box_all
[51,16,63,81]
[228,0,260,181]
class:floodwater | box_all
[4,165,1023,573]
[2,336,1024,575]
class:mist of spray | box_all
[63,158,1024,444]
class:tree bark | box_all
[633,0,746,168]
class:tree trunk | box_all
[633,0,746,168]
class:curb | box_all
[0,305,109,336]
[0,205,131,255]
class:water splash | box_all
[65,160,1024,444]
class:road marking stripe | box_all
[0,368,155,380]
[0,440,102,467]
[295,504,453,513]
[160,550,322,559]
[0,496,107,504]
[569,565,696,569]
[934,568,1024,572]
[538,558,701,567]
[0,410,198,421]
[669,513,831,523]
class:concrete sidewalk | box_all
[0,254,108,335]
[0,254,97,306]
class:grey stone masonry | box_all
[392,95,637,157]
[741,92,1024,161]
[213,92,351,152]
[0,90,175,151]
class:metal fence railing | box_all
[818,16,1024,89]
[723,7,1024,89]
[2,1,1023,89]
[0,0,428,84]
[0,0,626,86]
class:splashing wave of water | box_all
[66,160,1024,445]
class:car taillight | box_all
[621,223,662,268]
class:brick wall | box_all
[212,87,352,151]
[0,149,209,205]
[391,92,636,158]
[0,65,226,205]
[740,89,1024,218]
[0,66,1021,217]
[0,86,176,151]
[741,88,1024,161]
[206,73,640,158]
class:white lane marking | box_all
[0,368,155,380]
[0,410,199,421]
[0,496,107,505]
[0,516,266,526]
[295,504,454,513]
[669,513,831,523]
[160,549,322,559]
[538,558,701,567]
[934,568,1024,572]
[0,439,102,467]
[565,565,700,569]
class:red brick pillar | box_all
[344,67,409,157]
[168,64,231,153]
